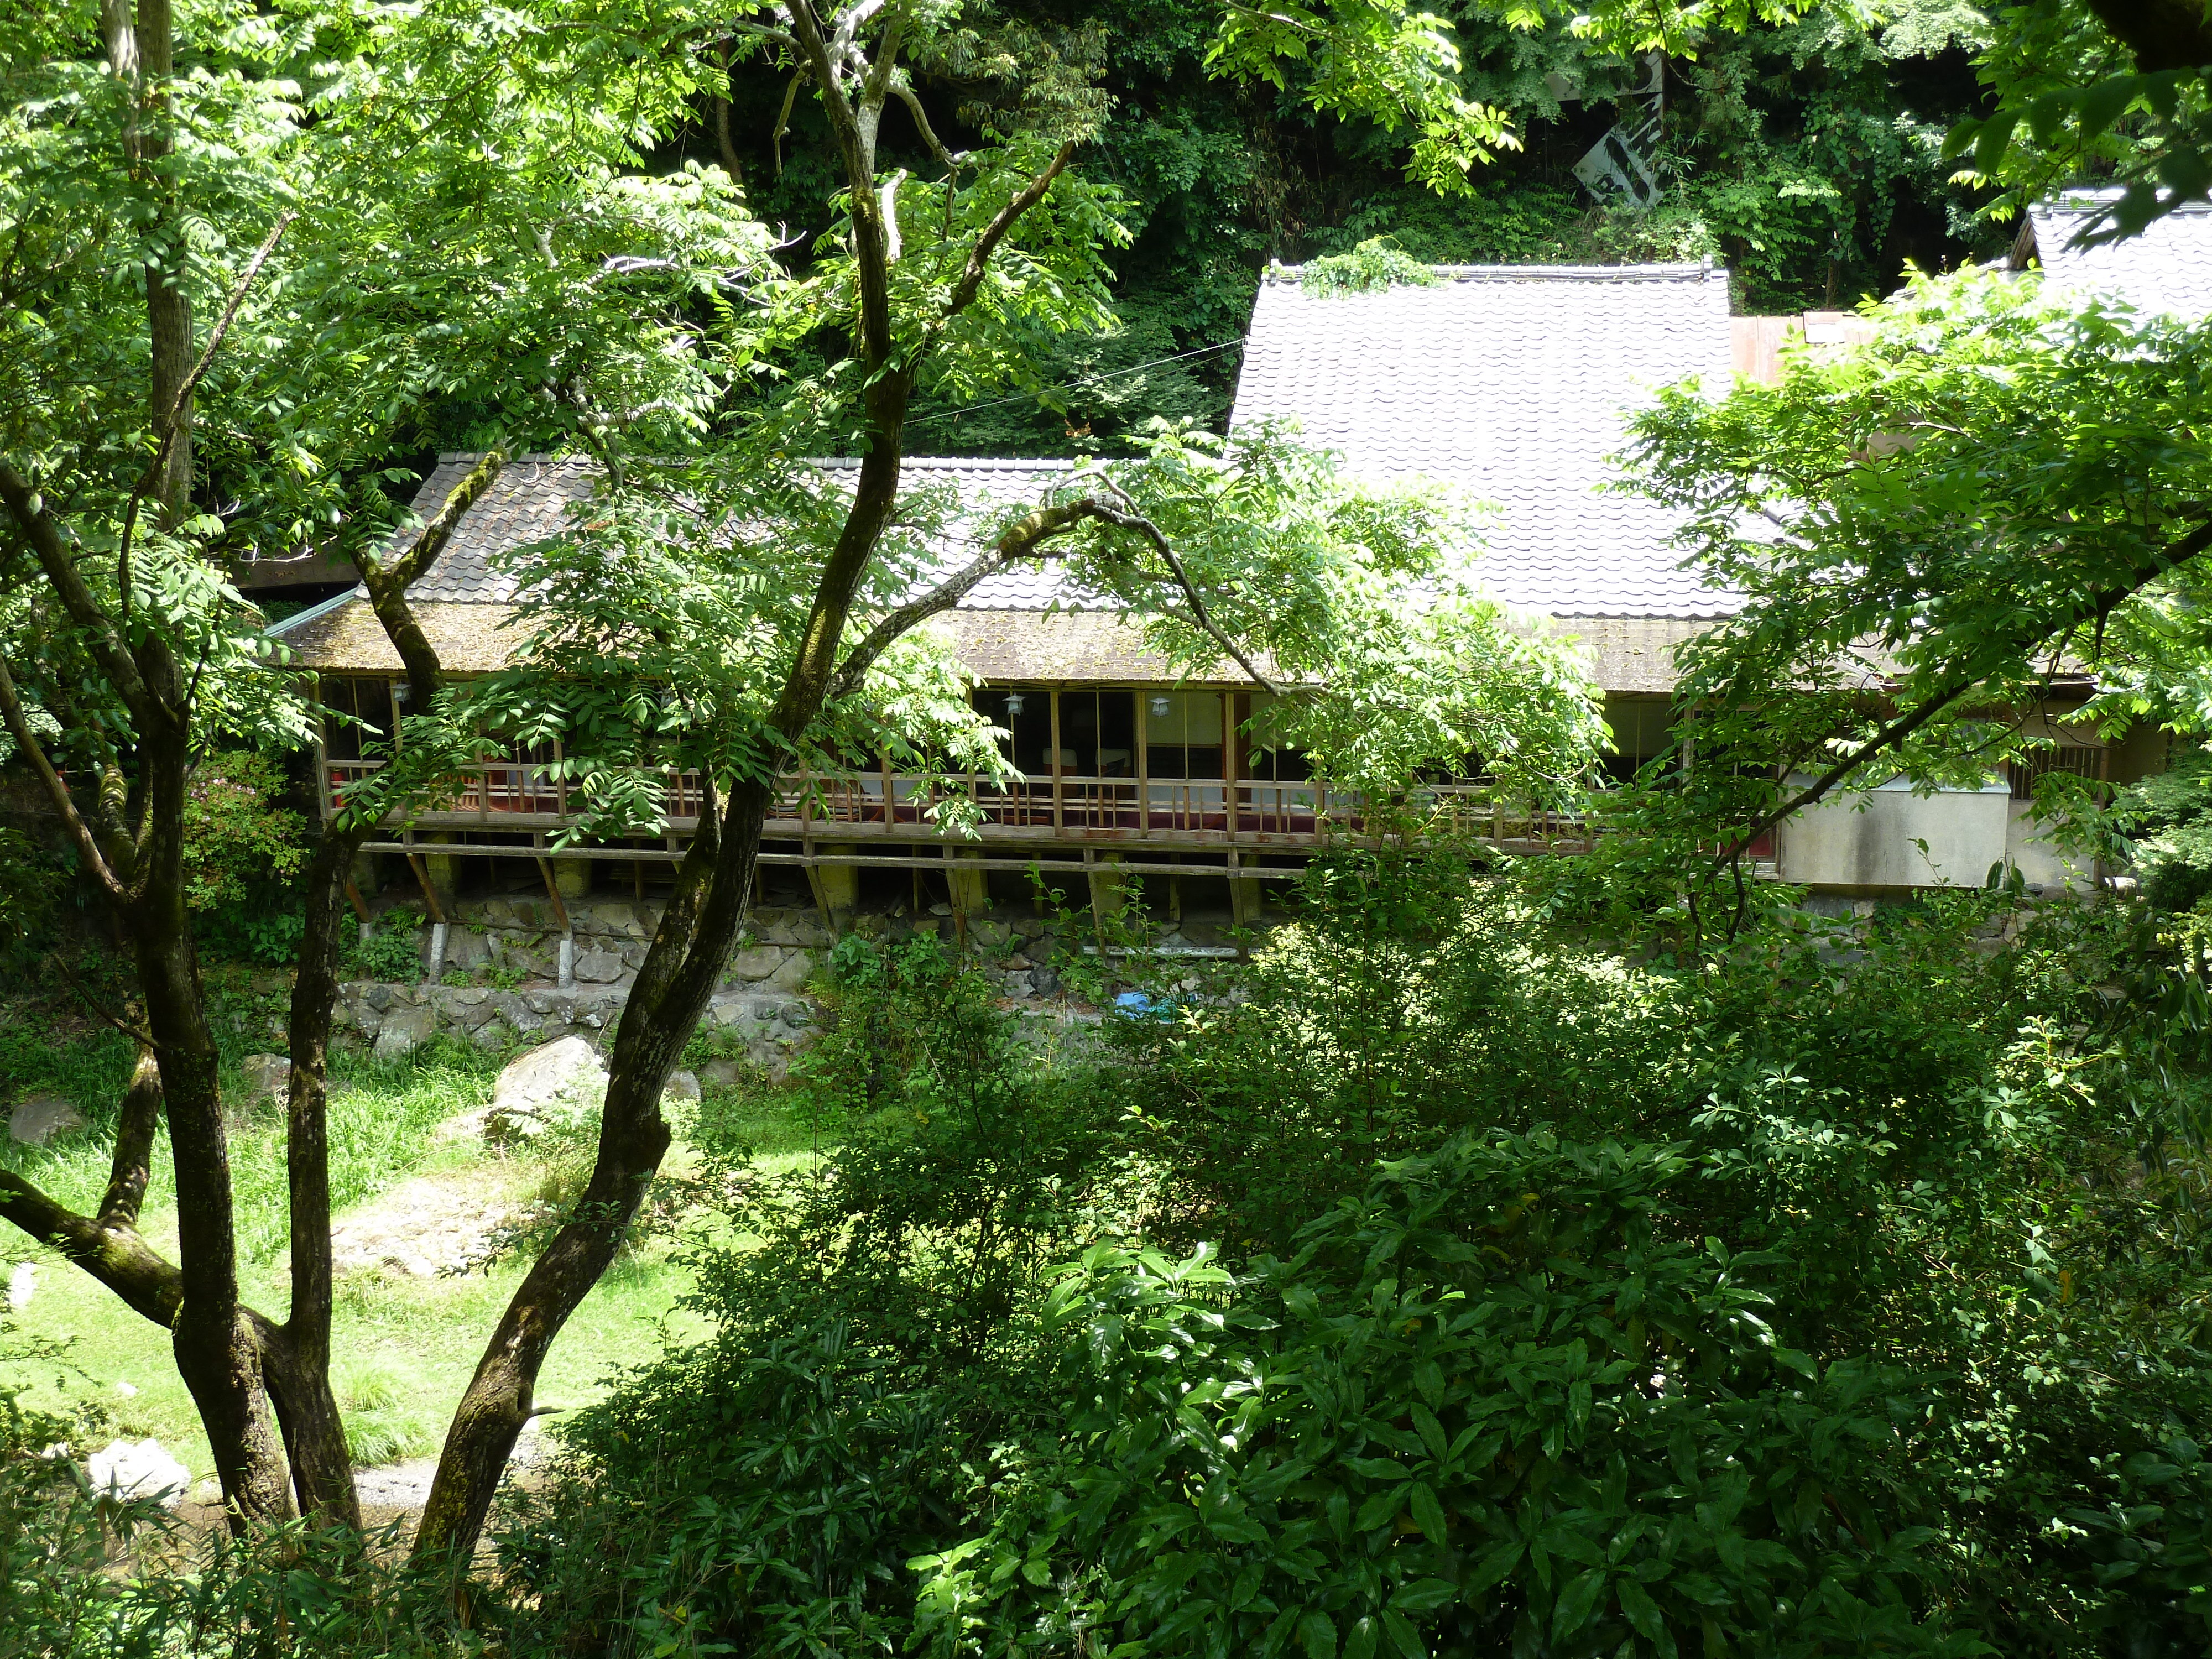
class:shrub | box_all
[1300,237,1439,295]
[912,1132,1968,1658]
[502,932,1126,1654]
[494,858,2212,1653]
[344,913,425,982]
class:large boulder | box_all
[572,945,626,984]
[85,1438,191,1509]
[9,1095,83,1147]
[373,1004,436,1062]
[664,1070,701,1103]
[488,1035,606,1139]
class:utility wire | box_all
[905,339,1241,428]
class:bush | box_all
[498,859,2212,1653]
[500,932,1128,1655]
[914,1134,1963,1658]
[344,912,426,982]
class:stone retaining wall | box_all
[337,979,816,1073]
[337,891,1250,1069]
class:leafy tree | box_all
[1613,264,2212,935]
[0,0,764,1532]
[0,0,1655,1568]
[1952,0,2212,243]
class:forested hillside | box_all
[688,0,2003,454]
[13,0,2212,1651]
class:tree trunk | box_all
[131,721,296,1526]
[413,785,763,1561]
[135,0,194,525]
[414,377,917,1566]
[271,828,372,1526]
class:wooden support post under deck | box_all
[1223,692,1239,847]
[404,853,447,924]
[1050,690,1065,832]
[343,876,372,925]
[800,837,838,934]
[1228,847,1262,934]
[535,856,572,934]
[1136,690,1150,841]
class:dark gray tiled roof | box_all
[1229,261,1739,619]
[372,453,1091,611]
[2029,192,2212,320]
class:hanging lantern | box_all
[1004,691,1025,716]
[1149,695,1172,718]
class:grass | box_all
[0,998,835,1488]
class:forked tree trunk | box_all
[129,714,296,1524]
[413,392,918,1566]
[265,828,374,1526]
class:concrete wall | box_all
[2006,802,2097,892]
[1777,779,2012,890]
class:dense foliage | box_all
[455,854,2212,1656]
[761,0,2010,455]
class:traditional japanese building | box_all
[274,205,2211,919]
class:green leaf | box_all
[1300,1610,1339,1659]
[1382,1609,1426,1659]
[1973,108,2020,177]
[1408,1481,1449,1543]
[1617,1577,1666,1642]
[1551,1569,1609,1641]
[1411,1404,1449,1465]
[1344,1615,1380,1659]
[1355,1485,1409,1533]
[1389,1577,1461,1613]
[1413,1359,1445,1409]
[2077,75,2140,144]
[1466,1541,1524,1594]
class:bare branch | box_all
[880,168,907,263]
[828,488,1284,701]
[889,74,957,174]
[711,39,747,189]
[834,0,887,59]
[1,1166,182,1329]
[0,651,124,901]
[1706,675,1979,875]
[786,0,894,359]
[1706,512,2212,873]
[98,1043,163,1229]
[773,70,805,178]
[1087,482,1285,695]
[726,16,800,50]
[942,143,1076,322]
[355,450,505,707]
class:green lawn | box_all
[2,1011,819,1488]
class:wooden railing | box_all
[319,760,1770,859]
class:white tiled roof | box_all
[2028,193,2212,321]
[376,261,1746,633]
[1229,261,1740,619]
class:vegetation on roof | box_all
[1296,237,1441,295]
